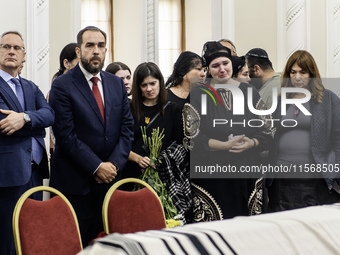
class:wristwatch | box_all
[23,113,31,125]
[113,163,120,172]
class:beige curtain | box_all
[159,0,182,78]
[81,0,112,67]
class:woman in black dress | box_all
[185,41,274,221]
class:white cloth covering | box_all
[78,203,340,255]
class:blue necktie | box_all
[11,78,43,165]
[11,78,25,110]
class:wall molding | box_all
[326,0,340,77]
[277,0,310,71]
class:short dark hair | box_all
[76,26,106,48]
[245,49,273,71]
[105,62,131,75]
[1,31,24,41]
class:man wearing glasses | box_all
[0,31,54,254]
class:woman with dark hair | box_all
[123,62,182,180]
[52,43,79,81]
[267,50,340,212]
[49,43,79,159]
[232,55,250,83]
[122,62,192,220]
[166,51,205,109]
[105,61,132,96]
[185,41,274,222]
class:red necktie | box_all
[91,77,105,122]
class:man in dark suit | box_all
[49,26,134,246]
[0,31,54,254]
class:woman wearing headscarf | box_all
[232,55,251,84]
[267,50,340,212]
[185,41,274,221]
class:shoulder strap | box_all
[145,101,171,130]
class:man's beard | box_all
[81,56,104,74]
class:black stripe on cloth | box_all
[210,230,237,255]
[135,241,148,255]
[203,233,224,255]
[160,238,175,255]
[96,240,129,253]
[167,231,210,255]
[172,236,189,255]
[99,234,146,255]
[137,231,187,255]
[186,228,237,255]
[138,231,189,255]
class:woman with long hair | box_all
[51,43,79,81]
[49,43,79,159]
[123,62,192,221]
[267,50,340,212]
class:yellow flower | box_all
[166,219,183,228]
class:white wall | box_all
[0,1,28,77]
[0,0,335,82]
[234,0,278,70]
[49,0,81,84]
[185,0,213,56]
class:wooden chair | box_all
[12,186,82,255]
[102,178,166,234]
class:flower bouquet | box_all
[136,126,182,227]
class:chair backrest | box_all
[102,178,166,234]
[13,186,82,255]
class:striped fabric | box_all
[79,204,340,255]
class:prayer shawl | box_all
[158,142,192,223]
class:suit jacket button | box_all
[28,148,32,152]
[105,136,108,140]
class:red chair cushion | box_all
[108,188,166,234]
[19,196,82,255]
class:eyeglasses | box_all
[0,44,25,52]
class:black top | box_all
[188,82,274,221]
[167,88,190,110]
[122,102,183,185]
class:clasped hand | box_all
[229,136,255,153]
[95,162,118,184]
[0,109,25,135]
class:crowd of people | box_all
[1,25,340,254]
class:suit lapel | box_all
[101,71,112,126]
[0,76,23,111]
[72,65,105,126]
